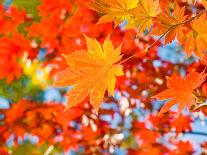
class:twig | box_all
[186,131,207,137]
[119,10,207,64]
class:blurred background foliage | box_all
[0,0,207,155]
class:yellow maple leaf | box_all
[86,0,139,27]
[54,35,123,113]
[129,0,161,32]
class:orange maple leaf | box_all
[54,35,123,113]
[152,2,187,44]
[183,14,207,58]
[153,71,206,115]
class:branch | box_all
[156,129,207,137]
[119,10,207,64]
[186,131,207,137]
[128,125,207,137]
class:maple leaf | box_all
[170,141,194,155]
[153,71,206,115]
[86,0,139,27]
[129,0,161,32]
[172,114,192,135]
[152,2,187,44]
[183,14,207,58]
[54,35,123,113]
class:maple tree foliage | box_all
[0,0,207,154]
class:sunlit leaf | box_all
[54,35,123,113]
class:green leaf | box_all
[121,135,137,149]
[12,0,41,20]
[0,76,44,102]
[10,142,62,155]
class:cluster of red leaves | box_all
[0,99,84,149]
[0,6,25,83]
[0,99,195,154]
[0,6,25,34]
[0,146,9,155]
[0,5,38,83]
[1,99,133,153]
[169,140,194,155]
[0,0,166,84]
[129,115,194,155]
[149,111,192,135]
[0,100,84,146]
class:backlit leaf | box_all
[183,14,207,58]
[86,0,139,27]
[152,2,187,44]
[54,35,123,113]
[153,71,207,115]
[129,0,161,31]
